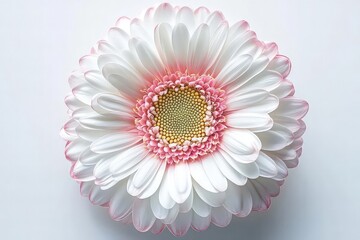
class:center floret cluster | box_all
[154,86,208,145]
[135,72,227,164]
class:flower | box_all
[61,3,308,236]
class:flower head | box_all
[61,3,308,236]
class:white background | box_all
[1,0,359,239]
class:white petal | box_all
[158,169,176,209]
[102,62,143,100]
[172,23,189,72]
[216,54,253,88]
[150,220,165,234]
[127,157,164,197]
[150,191,169,219]
[202,156,228,192]
[189,161,218,193]
[153,3,175,25]
[221,129,261,163]
[212,151,247,186]
[191,212,211,232]
[79,114,133,131]
[224,182,252,217]
[168,163,192,204]
[256,152,278,178]
[154,23,177,72]
[109,181,133,220]
[272,115,300,133]
[256,123,294,151]
[193,181,225,207]
[130,18,152,44]
[137,160,166,199]
[71,160,95,181]
[79,55,98,72]
[65,94,86,111]
[266,55,291,77]
[115,16,131,34]
[237,70,282,94]
[192,191,211,217]
[272,98,309,120]
[211,206,232,227]
[132,198,156,232]
[133,39,165,78]
[219,149,260,179]
[187,24,210,74]
[176,7,195,33]
[65,139,88,162]
[194,7,210,25]
[162,204,179,224]
[168,211,193,237]
[271,156,288,180]
[88,185,114,206]
[206,11,225,35]
[226,89,269,112]
[91,93,133,116]
[75,126,111,142]
[90,132,141,154]
[247,181,270,211]
[109,144,148,179]
[107,27,129,51]
[270,79,295,98]
[179,189,193,213]
[255,177,281,197]
[72,83,98,105]
[78,146,104,165]
[80,182,93,197]
[205,22,229,71]
[227,112,273,132]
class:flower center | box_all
[154,86,207,145]
[135,72,227,164]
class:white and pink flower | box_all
[61,3,308,236]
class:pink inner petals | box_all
[135,72,227,164]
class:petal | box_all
[88,185,115,206]
[102,62,143,99]
[272,98,309,120]
[179,188,193,213]
[79,114,133,131]
[193,181,225,207]
[72,83,98,105]
[158,169,176,209]
[192,191,211,217]
[227,112,273,132]
[150,220,165,234]
[172,23,190,72]
[154,23,177,72]
[132,198,156,232]
[189,160,218,193]
[256,152,278,178]
[78,146,104,165]
[65,139,89,162]
[236,70,282,95]
[168,211,193,237]
[202,156,228,192]
[137,160,166,199]
[226,89,269,112]
[176,7,195,33]
[162,204,179,224]
[272,115,300,133]
[248,180,271,211]
[127,157,164,197]
[187,24,210,74]
[71,160,95,181]
[153,3,175,25]
[107,27,129,50]
[223,182,252,217]
[91,93,133,116]
[75,126,111,142]
[80,182,93,197]
[109,144,148,179]
[270,79,295,98]
[168,162,192,204]
[84,69,115,92]
[219,149,260,179]
[109,181,134,220]
[90,132,141,154]
[150,191,169,219]
[256,123,294,151]
[211,206,232,227]
[191,212,211,232]
[266,55,291,78]
[221,129,261,163]
[212,151,247,186]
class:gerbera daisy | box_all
[61,3,308,236]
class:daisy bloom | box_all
[61,3,308,236]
